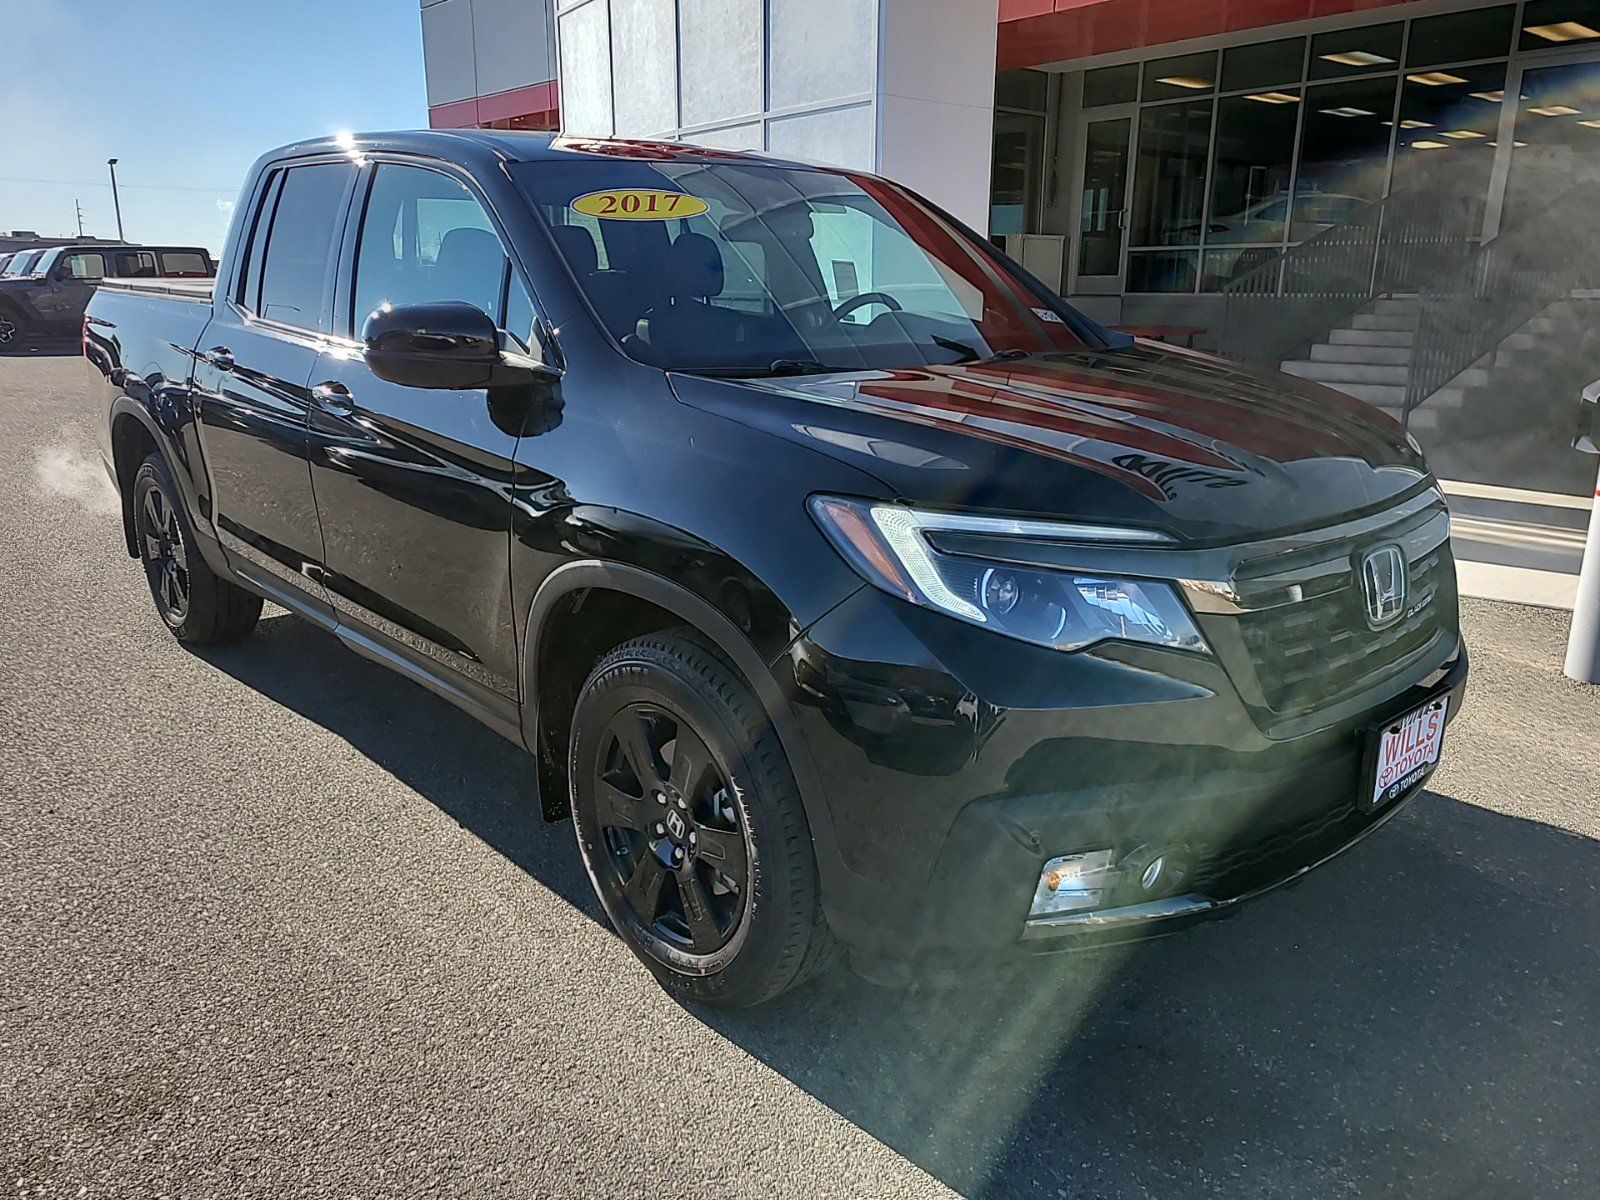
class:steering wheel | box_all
[830,291,902,324]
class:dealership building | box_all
[420,0,1600,551]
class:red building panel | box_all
[429,78,560,131]
[998,0,1416,70]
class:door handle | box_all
[203,346,234,372]
[311,381,355,414]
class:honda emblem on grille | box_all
[1361,545,1408,630]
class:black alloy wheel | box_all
[592,703,752,958]
[130,454,262,645]
[570,629,839,1007]
[136,475,190,627]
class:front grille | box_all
[1234,544,1450,716]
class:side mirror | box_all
[363,301,555,390]
[1578,377,1600,455]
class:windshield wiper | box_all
[928,336,1034,367]
[765,358,832,377]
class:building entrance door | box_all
[1073,109,1133,294]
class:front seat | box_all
[633,232,744,362]
[432,226,506,317]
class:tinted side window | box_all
[352,163,510,336]
[258,163,355,331]
[159,251,212,277]
[64,253,106,280]
[114,251,159,278]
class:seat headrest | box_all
[667,232,723,300]
[551,224,599,275]
[436,226,504,273]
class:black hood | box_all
[670,343,1433,545]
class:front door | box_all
[36,250,104,330]
[306,159,534,707]
[1072,109,1134,295]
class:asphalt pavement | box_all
[3,349,1598,1199]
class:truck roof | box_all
[256,130,834,176]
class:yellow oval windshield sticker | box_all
[571,189,710,221]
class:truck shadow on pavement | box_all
[200,613,1599,1200]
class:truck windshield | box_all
[512,157,1098,376]
[2,251,44,277]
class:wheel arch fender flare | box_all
[520,560,849,896]
[108,397,218,570]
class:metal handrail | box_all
[1404,184,1600,419]
[1212,184,1485,366]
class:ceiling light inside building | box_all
[1441,129,1487,139]
[1156,75,1213,89]
[1407,71,1468,86]
[1244,91,1300,104]
[1524,20,1600,41]
[1470,90,1505,102]
[1527,104,1581,116]
[1577,119,1600,128]
[1321,106,1376,117]
[1321,49,1396,66]
[1411,140,1450,149]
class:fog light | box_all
[1030,849,1118,917]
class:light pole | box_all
[106,158,125,242]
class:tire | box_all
[569,627,839,1008]
[132,454,262,645]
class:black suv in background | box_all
[81,132,1466,1006]
[0,243,213,346]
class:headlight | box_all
[809,496,1207,655]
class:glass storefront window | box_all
[1310,23,1404,80]
[997,69,1049,112]
[1293,76,1399,240]
[1504,57,1600,228]
[1520,0,1600,50]
[1208,90,1301,245]
[1127,249,1198,292]
[1201,246,1282,291]
[1222,38,1306,91]
[991,111,1044,238]
[1083,63,1138,107]
[1131,99,1214,247]
[1392,61,1506,215]
[1143,51,1218,101]
[1407,6,1515,66]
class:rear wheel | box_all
[569,629,838,1007]
[133,455,262,644]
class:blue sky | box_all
[0,0,427,252]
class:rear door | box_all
[193,159,358,611]
[305,159,534,706]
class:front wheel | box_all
[133,455,262,644]
[569,629,838,1008]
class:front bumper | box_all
[779,582,1468,966]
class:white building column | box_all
[553,0,999,233]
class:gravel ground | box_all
[3,351,1597,1199]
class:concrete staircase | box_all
[1279,295,1476,431]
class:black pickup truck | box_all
[82,131,1466,1006]
[0,243,213,346]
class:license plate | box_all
[1368,696,1448,808]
